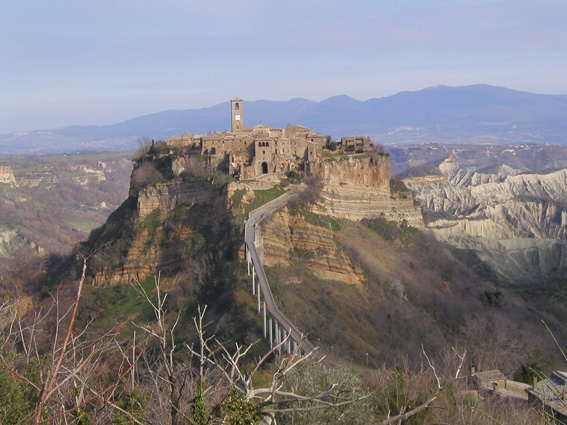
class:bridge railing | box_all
[244,192,314,355]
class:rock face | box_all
[92,177,241,286]
[0,166,16,186]
[88,153,423,287]
[406,157,567,281]
[258,209,363,284]
[137,179,226,222]
[315,155,423,226]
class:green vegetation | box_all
[303,211,341,231]
[0,350,45,424]
[144,210,161,239]
[389,178,411,199]
[244,186,288,218]
[222,388,261,425]
[362,217,419,247]
[285,170,301,183]
[113,391,149,425]
[81,275,157,332]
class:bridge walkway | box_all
[244,188,314,355]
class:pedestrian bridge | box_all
[244,190,314,355]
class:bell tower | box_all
[231,97,243,132]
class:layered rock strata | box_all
[407,157,567,280]
[257,209,364,284]
[315,156,423,226]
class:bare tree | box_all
[130,273,195,425]
[0,250,145,424]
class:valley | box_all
[1,136,567,423]
[0,152,132,258]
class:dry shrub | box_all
[130,161,165,194]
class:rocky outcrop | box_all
[92,176,238,287]
[0,229,22,257]
[89,152,424,287]
[258,209,363,284]
[315,155,423,226]
[0,166,16,186]
[407,157,567,280]
[321,155,390,191]
[137,179,227,221]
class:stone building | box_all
[527,370,567,423]
[340,136,375,153]
[168,98,334,180]
[165,97,389,181]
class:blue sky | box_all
[1,0,566,134]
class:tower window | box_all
[235,103,239,110]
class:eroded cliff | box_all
[258,209,363,284]
[315,155,423,226]
[84,150,424,289]
[406,157,567,280]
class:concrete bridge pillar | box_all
[263,301,267,339]
[247,247,251,275]
[257,282,261,313]
[269,317,273,348]
[283,330,289,355]
[252,265,256,295]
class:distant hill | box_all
[2,85,567,154]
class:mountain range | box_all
[3,84,567,154]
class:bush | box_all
[286,170,301,184]
[130,161,165,194]
[390,178,411,199]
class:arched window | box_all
[235,103,239,110]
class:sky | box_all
[1,0,566,134]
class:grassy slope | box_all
[266,212,565,374]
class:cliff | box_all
[314,155,423,226]
[83,150,424,289]
[89,177,237,287]
[0,166,16,186]
[258,209,363,284]
[406,157,567,280]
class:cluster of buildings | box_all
[166,98,381,180]
[470,369,567,424]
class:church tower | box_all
[231,97,243,132]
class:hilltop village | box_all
[165,97,383,180]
